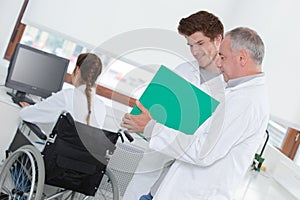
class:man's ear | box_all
[239,49,249,66]
[214,34,223,47]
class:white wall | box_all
[22,0,236,46]
[1,0,300,129]
[0,0,23,67]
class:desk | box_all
[0,66,21,161]
[0,86,21,162]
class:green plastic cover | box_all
[130,65,219,135]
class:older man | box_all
[122,27,269,199]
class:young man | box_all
[174,10,223,86]
[123,10,225,200]
[142,11,225,200]
[121,27,269,199]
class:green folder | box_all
[131,65,219,136]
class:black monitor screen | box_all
[5,43,69,100]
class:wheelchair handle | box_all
[123,130,134,142]
[118,129,134,143]
[23,121,47,140]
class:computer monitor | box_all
[5,43,69,104]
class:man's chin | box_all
[222,74,228,82]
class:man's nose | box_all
[215,56,222,68]
[190,45,197,55]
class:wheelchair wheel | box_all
[0,145,45,200]
[73,167,119,200]
[97,168,119,200]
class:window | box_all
[5,3,138,107]
[20,26,89,74]
[4,0,152,106]
[267,119,288,148]
[20,25,150,99]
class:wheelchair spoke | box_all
[0,145,45,200]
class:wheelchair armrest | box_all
[23,121,47,140]
[123,130,134,142]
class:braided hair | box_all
[74,53,102,125]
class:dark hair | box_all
[75,53,102,125]
[178,10,224,40]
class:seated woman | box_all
[19,53,106,129]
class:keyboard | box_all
[12,96,35,107]
[6,91,36,107]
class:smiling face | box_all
[186,31,220,70]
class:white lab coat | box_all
[148,75,269,200]
[19,85,106,129]
[174,61,200,85]
[122,62,224,199]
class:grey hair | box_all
[226,27,265,65]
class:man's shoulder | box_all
[175,60,198,71]
[174,61,199,79]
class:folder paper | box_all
[130,65,219,135]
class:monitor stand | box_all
[6,90,35,105]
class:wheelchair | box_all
[0,112,133,200]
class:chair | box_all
[0,112,130,200]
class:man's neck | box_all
[226,73,264,88]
